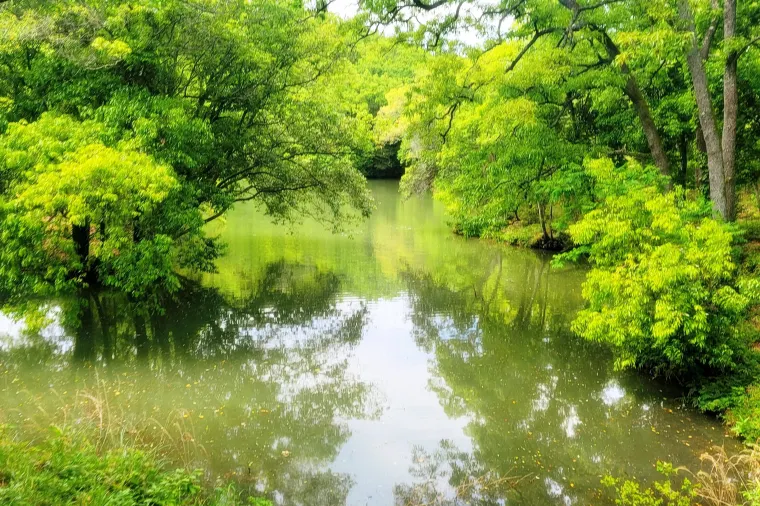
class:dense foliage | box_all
[0,0,393,299]
[557,159,760,378]
[367,0,760,237]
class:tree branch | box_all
[507,27,556,72]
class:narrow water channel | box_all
[0,180,737,505]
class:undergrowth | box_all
[604,447,760,506]
[0,425,271,505]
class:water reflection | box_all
[393,441,526,506]
[0,262,379,505]
[397,258,736,505]
[0,181,740,505]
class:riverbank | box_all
[449,191,760,447]
[0,426,271,505]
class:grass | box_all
[0,425,271,505]
[603,446,760,506]
[0,377,272,505]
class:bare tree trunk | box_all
[696,126,707,193]
[679,0,727,218]
[598,31,671,178]
[537,201,549,241]
[72,221,90,268]
[722,0,738,220]
[623,74,672,178]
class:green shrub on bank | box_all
[0,427,271,506]
[602,462,696,506]
[725,385,760,443]
[558,159,760,378]
[557,159,760,442]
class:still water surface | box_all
[0,181,737,505]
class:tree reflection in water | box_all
[0,261,380,505]
[394,252,729,505]
[394,440,532,506]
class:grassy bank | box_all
[0,426,271,506]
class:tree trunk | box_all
[537,201,549,240]
[72,220,90,268]
[695,126,707,194]
[722,0,738,220]
[71,219,100,286]
[598,31,671,178]
[679,0,727,218]
[679,131,688,187]
[622,73,672,178]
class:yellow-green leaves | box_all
[24,143,176,227]
[90,37,132,60]
[0,112,181,298]
[565,158,754,377]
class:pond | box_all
[0,180,737,505]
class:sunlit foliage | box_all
[0,0,377,298]
[559,159,760,379]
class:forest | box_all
[0,0,760,504]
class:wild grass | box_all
[604,446,760,506]
[693,446,760,506]
[0,379,270,505]
[8,376,209,470]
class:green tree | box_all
[0,0,376,298]
[361,0,760,221]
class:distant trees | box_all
[363,0,760,221]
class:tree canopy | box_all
[365,0,760,225]
[0,0,387,298]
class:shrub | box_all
[557,159,760,379]
[725,385,760,443]
[602,462,696,506]
[604,447,760,506]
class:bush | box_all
[603,447,760,506]
[726,385,760,443]
[557,159,760,379]
[602,462,696,506]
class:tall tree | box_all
[361,0,760,220]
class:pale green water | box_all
[0,181,737,505]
